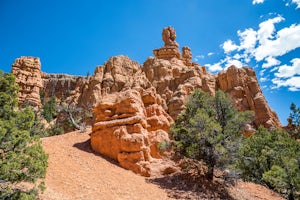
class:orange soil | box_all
[39,130,284,200]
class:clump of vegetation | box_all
[237,126,300,199]
[286,102,300,139]
[170,88,300,199]
[42,96,57,123]
[0,71,48,199]
[46,124,64,136]
[59,103,92,133]
[171,89,253,180]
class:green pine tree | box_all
[237,126,300,199]
[42,96,57,123]
[171,89,253,180]
[0,71,48,199]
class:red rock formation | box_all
[11,27,283,176]
[141,57,216,119]
[153,26,181,60]
[216,66,281,128]
[42,73,88,105]
[91,88,175,176]
[11,56,43,107]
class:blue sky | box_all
[0,0,299,125]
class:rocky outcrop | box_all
[142,57,215,119]
[91,88,176,176]
[42,73,88,105]
[11,56,43,107]
[78,56,140,107]
[216,66,281,128]
[153,26,181,60]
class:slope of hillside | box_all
[40,130,284,200]
[40,129,171,200]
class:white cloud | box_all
[256,16,284,47]
[262,57,281,68]
[209,10,300,91]
[207,52,214,56]
[194,55,205,62]
[254,0,300,8]
[260,77,268,82]
[271,58,300,91]
[272,76,300,91]
[225,59,244,69]
[205,63,223,72]
[254,23,300,61]
[238,28,257,51]
[253,0,265,4]
[260,69,266,76]
[270,66,279,72]
[275,58,300,78]
[222,40,239,54]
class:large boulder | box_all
[91,88,175,176]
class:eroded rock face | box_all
[217,66,281,128]
[141,57,216,119]
[42,73,88,105]
[11,56,43,107]
[101,56,139,93]
[91,88,175,176]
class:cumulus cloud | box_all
[260,77,268,82]
[225,58,244,69]
[262,57,281,68]
[254,23,300,61]
[208,13,300,91]
[271,58,300,91]
[256,16,284,46]
[207,52,214,56]
[275,58,300,78]
[205,62,223,72]
[272,76,300,91]
[222,40,239,54]
[252,0,265,4]
[221,15,300,65]
[238,28,257,51]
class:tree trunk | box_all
[205,147,215,181]
[206,164,214,180]
[68,111,81,130]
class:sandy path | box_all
[40,129,171,200]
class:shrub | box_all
[237,126,300,199]
[171,89,253,180]
[0,71,48,199]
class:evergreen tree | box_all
[171,89,253,180]
[237,126,300,199]
[286,102,300,139]
[0,71,48,199]
[42,96,57,122]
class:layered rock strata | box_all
[11,56,43,107]
[91,88,175,176]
